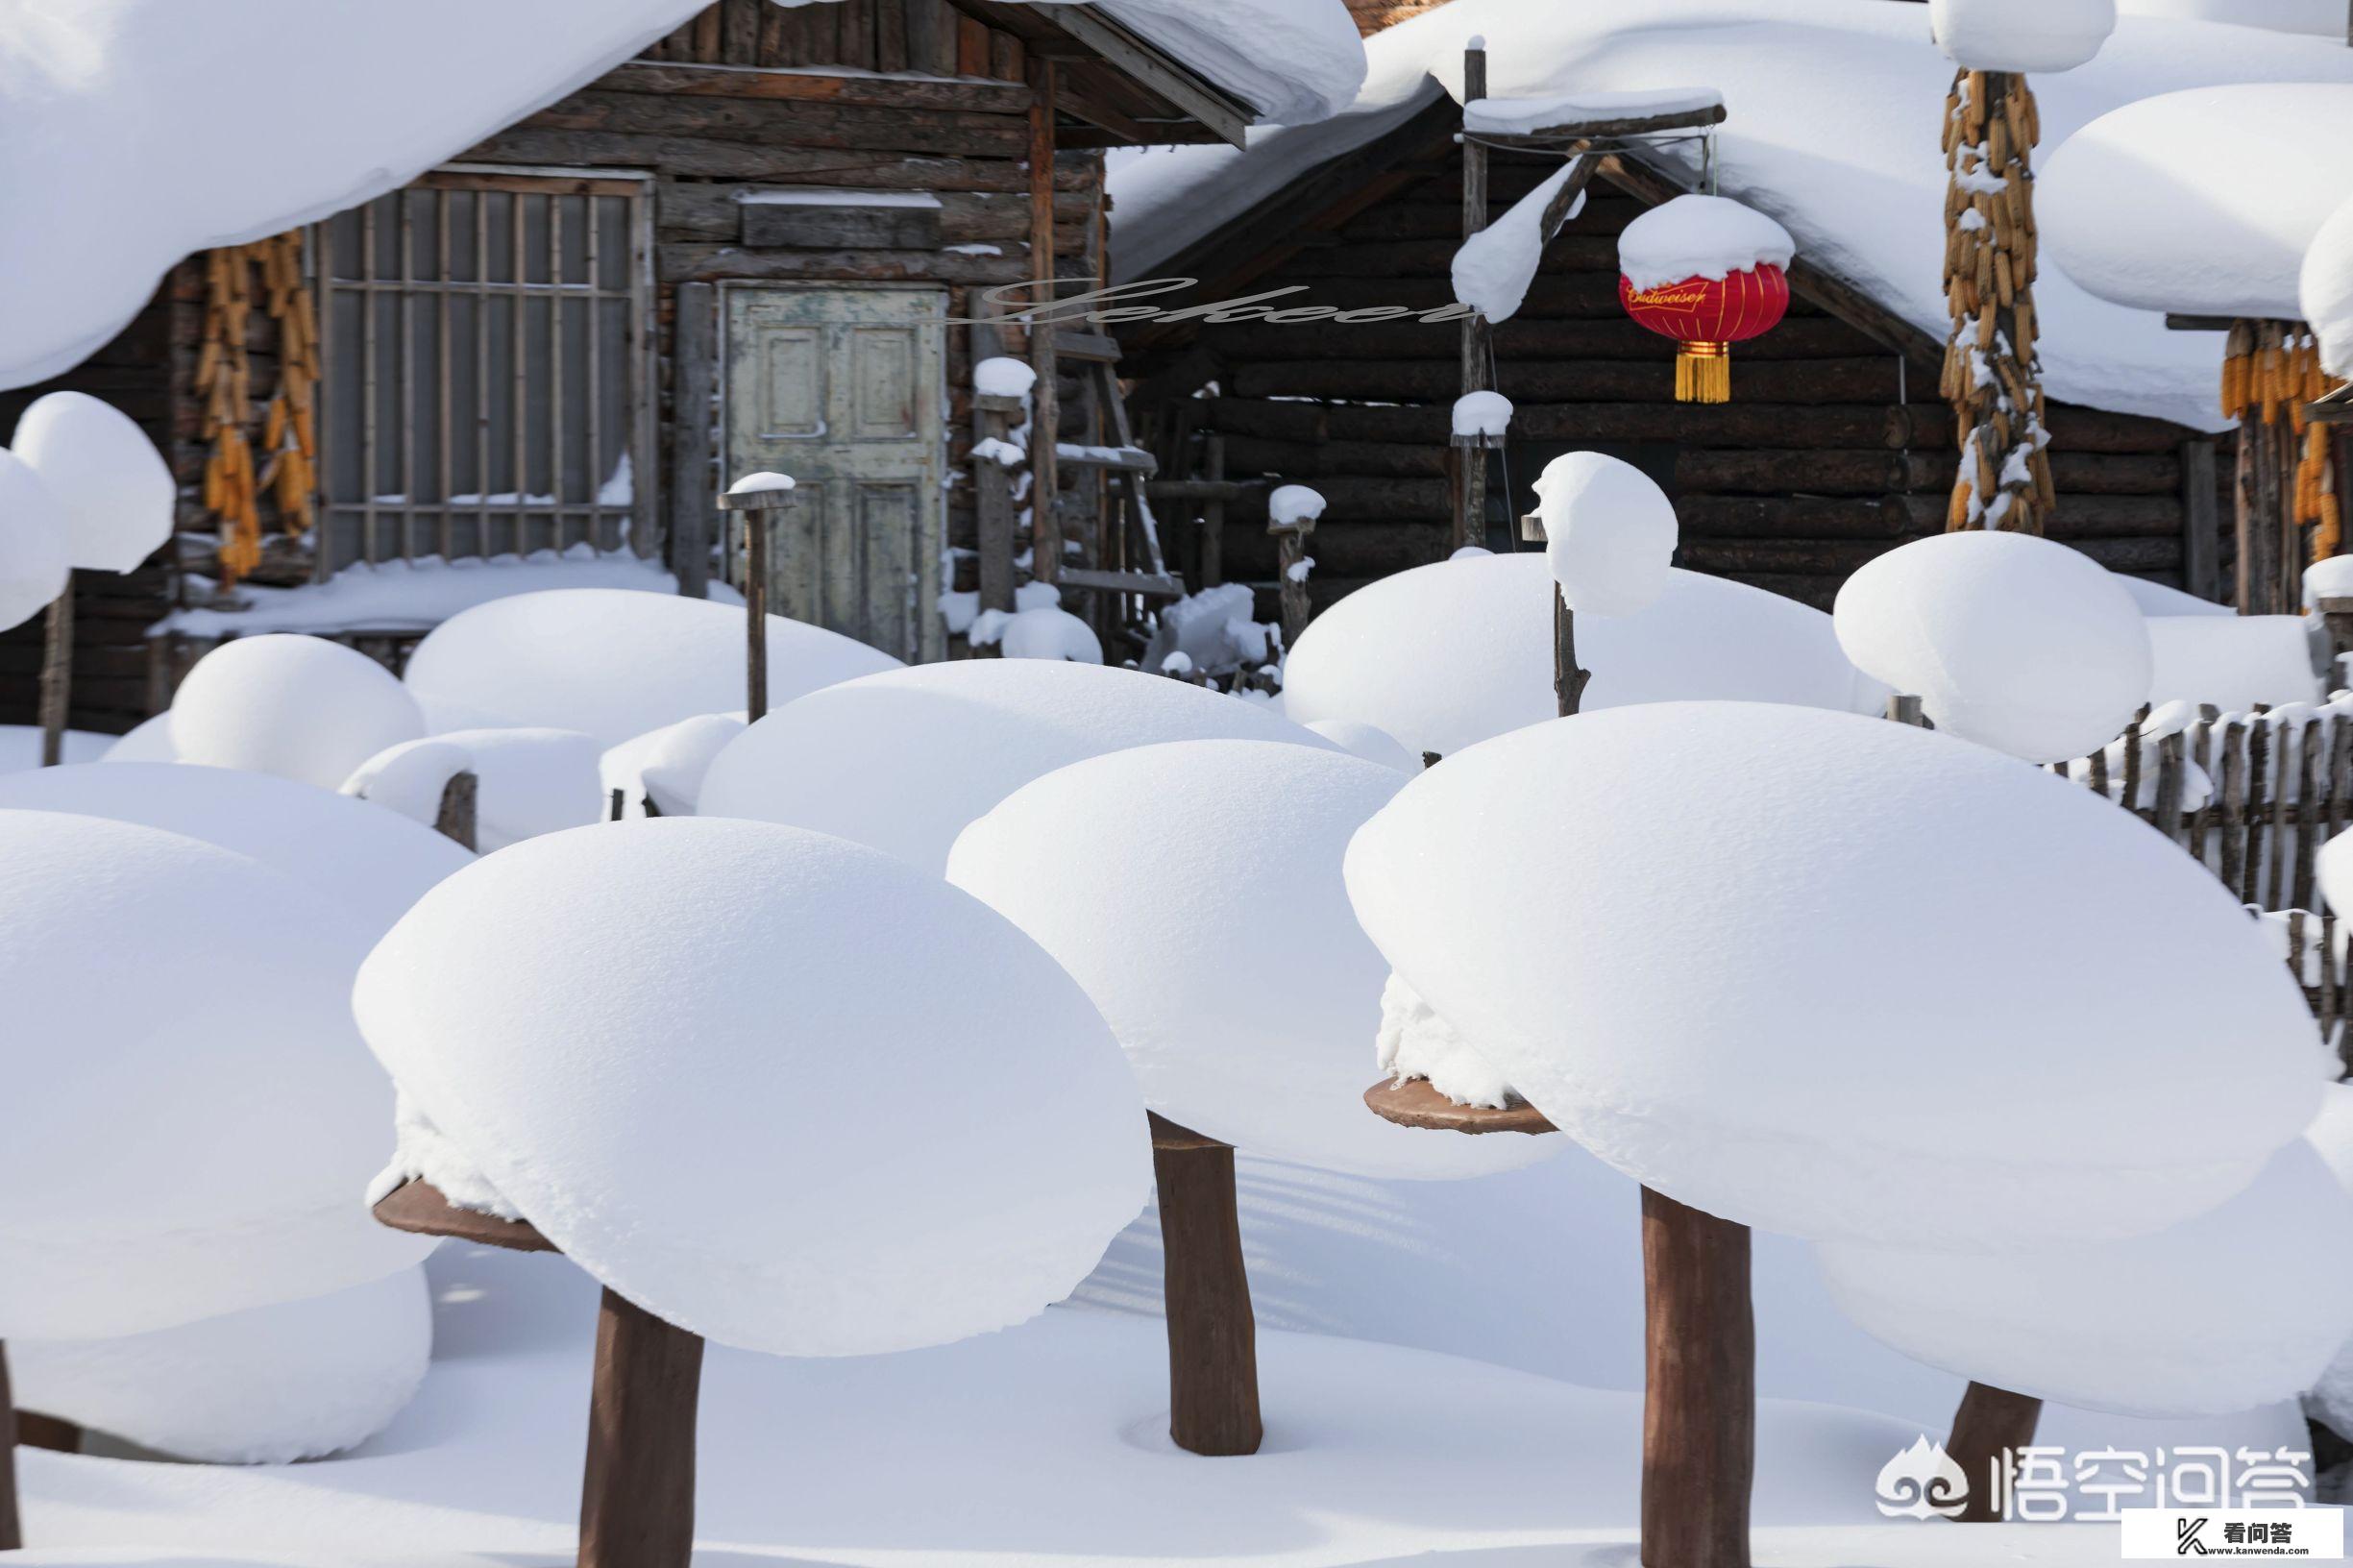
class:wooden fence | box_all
[2253,906,2353,1070]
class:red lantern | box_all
[1618,264,1790,404]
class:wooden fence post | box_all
[37,582,72,767]
[1640,1187,1753,1568]
[579,1287,706,1568]
[1948,1382,2043,1524]
[1455,39,1491,556]
[433,771,479,852]
[717,487,797,721]
[0,1338,19,1550]
[1149,1113,1262,1457]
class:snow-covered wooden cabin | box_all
[0,0,1363,736]
[1110,0,2353,624]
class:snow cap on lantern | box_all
[698,658,1333,875]
[355,817,1151,1357]
[1833,531,2151,763]
[947,739,1556,1180]
[1930,0,2116,74]
[1532,453,1677,618]
[12,391,175,573]
[1818,1137,2353,1417]
[1617,194,1793,404]
[0,449,71,634]
[1342,702,2329,1249]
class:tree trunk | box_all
[578,1287,705,1568]
[1150,1112,1262,1457]
[1941,69,2053,534]
[1948,1381,2042,1524]
[1640,1187,1753,1568]
[0,1339,21,1551]
[37,583,72,768]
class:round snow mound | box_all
[0,449,71,636]
[1820,1139,2353,1417]
[1304,719,1417,772]
[1833,531,2151,763]
[12,390,175,574]
[1930,0,2115,71]
[402,589,900,746]
[1281,554,1881,760]
[1533,453,1677,619]
[355,817,1152,1358]
[171,634,427,790]
[699,658,1334,875]
[948,740,1556,1180]
[1342,702,2330,1249]
[0,762,470,938]
[0,811,431,1340]
[601,713,748,818]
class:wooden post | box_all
[1456,40,1491,556]
[0,1338,19,1551]
[717,488,796,721]
[669,283,718,600]
[974,391,1024,626]
[1947,1381,2042,1524]
[1523,510,1591,717]
[37,581,72,767]
[1640,1187,1754,1568]
[578,1286,706,1568]
[1269,514,1318,648]
[2240,395,2291,615]
[1202,434,1228,587]
[1028,60,1063,586]
[433,771,479,852]
[2182,438,2221,603]
[1149,1113,1262,1458]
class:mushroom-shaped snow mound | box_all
[1342,703,2330,1249]
[171,633,427,790]
[401,589,900,746]
[699,659,1335,875]
[1819,1139,2353,1417]
[948,740,1555,1180]
[0,449,71,635]
[355,817,1152,1357]
[0,811,430,1340]
[12,390,175,574]
[1833,531,2151,763]
[0,762,470,938]
[1281,553,1880,760]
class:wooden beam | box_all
[598,61,1034,114]
[1474,102,1727,144]
[668,282,718,599]
[2181,437,2221,601]
[1044,5,1253,148]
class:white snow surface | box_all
[1463,86,1723,135]
[154,548,693,639]
[0,762,470,939]
[1376,970,1520,1111]
[355,817,1151,1358]
[355,729,604,851]
[0,725,110,772]
[12,392,173,574]
[2145,613,2321,711]
[600,712,746,817]
[973,355,1039,400]
[2120,573,2231,616]
[170,634,429,791]
[0,811,430,1340]
[2309,551,2353,607]
[1343,703,2333,1248]
[401,588,898,747]
[1110,0,2353,430]
[1140,582,1282,675]
[1303,718,1417,772]
[1452,159,1587,323]
[1617,193,1796,291]
[2044,84,2353,321]
[987,603,1105,663]
[340,739,473,829]
[11,1268,431,1465]
[1452,390,1514,439]
[699,659,1333,875]
[1282,553,1881,759]
[0,448,70,634]
[1929,0,2116,71]
[1819,1139,2353,1418]
[1833,531,2153,762]
[2304,191,2353,380]
[2120,0,2343,30]
[1269,483,1329,527]
[726,469,797,495]
[948,740,1556,1180]
[1534,453,1679,618]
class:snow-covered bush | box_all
[12,391,174,573]
[355,817,1150,1356]
[976,603,1104,664]
[1140,583,1281,682]
[0,449,71,635]
[171,634,427,790]
[1532,453,1677,619]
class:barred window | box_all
[315,169,653,574]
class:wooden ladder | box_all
[1049,330,1186,600]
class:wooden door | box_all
[723,284,945,662]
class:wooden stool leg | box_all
[1641,1187,1753,1568]
[1949,1381,2042,1523]
[1,1339,22,1551]
[578,1288,704,1568]
[1151,1115,1262,1457]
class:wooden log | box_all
[434,771,478,853]
[0,1339,18,1552]
[1948,1382,2042,1525]
[1227,357,1905,405]
[599,61,1036,115]
[1641,1187,1753,1568]
[1206,315,1894,364]
[578,1287,706,1568]
[463,130,1090,192]
[657,180,1091,244]
[2239,404,2291,615]
[520,90,1030,159]
[1150,1113,1262,1458]
[37,582,70,766]
[2183,438,2222,602]
[1888,402,2184,455]
[669,281,718,599]
[1201,398,1917,451]
[659,246,1035,287]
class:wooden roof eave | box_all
[944,0,1258,148]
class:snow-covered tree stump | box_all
[1941,69,2054,534]
[1148,1114,1262,1457]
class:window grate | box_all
[314,170,653,575]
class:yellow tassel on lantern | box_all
[1676,341,1731,404]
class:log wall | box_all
[1125,157,2231,621]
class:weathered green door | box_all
[723,284,945,662]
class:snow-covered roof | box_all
[1108,0,2353,430]
[0,0,1363,393]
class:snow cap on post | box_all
[974,356,1039,402]
[724,469,796,498]
[0,450,70,634]
[698,659,1334,875]
[1453,391,1513,443]
[1532,453,1677,618]
[0,811,431,1340]
[1269,485,1327,528]
[171,633,429,791]
[1929,0,2115,72]
[1819,1138,2353,1417]
[12,392,174,573]
[355,817,1151,1357]
[947,739,1555,1179]
[1342,702,2330,1248]
[1833,531,2151,763]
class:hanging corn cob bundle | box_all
[1940,69,2055,535]
[195,233,320,587]
[2224,322,2346,567]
